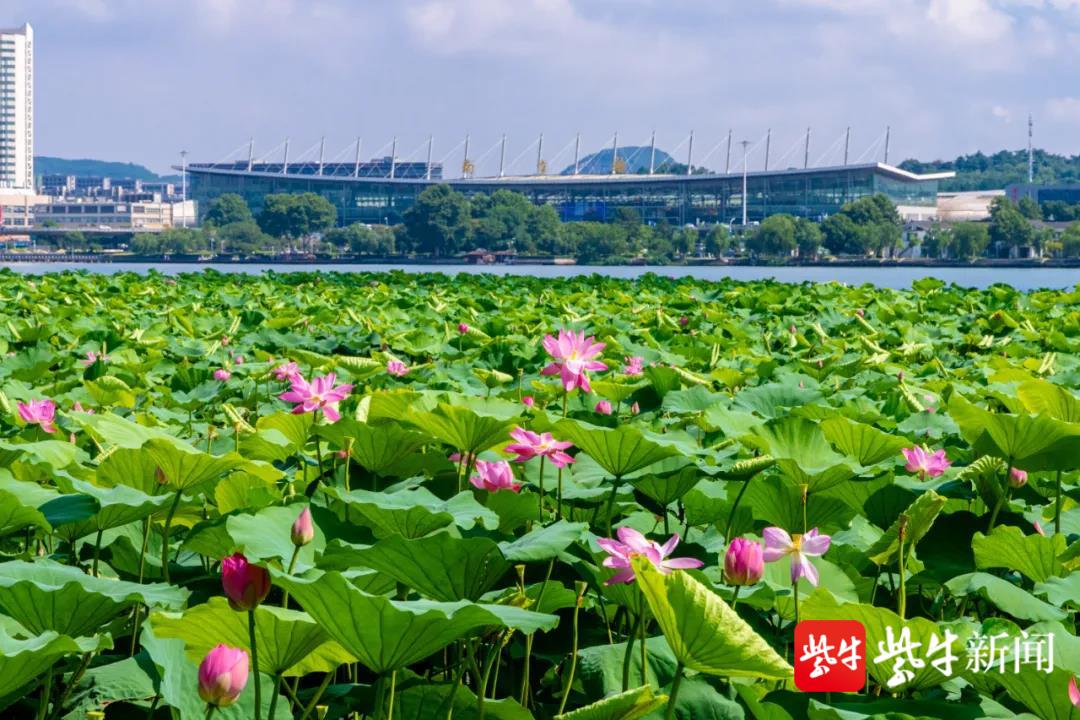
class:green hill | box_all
[34,156,164,181]
[899,149,1080,191]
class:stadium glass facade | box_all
[186,163,949,228]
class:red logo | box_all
[794,620,866,692]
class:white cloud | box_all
[926,0,1014,41]
[1046,96,1080,122]
[992,105,1013,122]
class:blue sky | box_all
[7,0,1080,175]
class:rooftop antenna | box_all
[611,132,620,174]
[804,127,811,169]
[740,140,751,226]
[180,149,188,228]
[246,138,254,172]
[573,133,581,175]
[648,130,656,175]
[462,133,470,178]
[353,137,362,177]
[498,134,507,177]
[843,127,850,166]
[884,126,891,165]
[764,129,771,172]
[686,130,695,175]
[282,138,290,175]
[317,136,325,176]
[725,129,733,174]
[1028,114,1034,182]
[426,135,434,180]
[536,133,544,174]
[389,137,397,179]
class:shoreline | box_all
[1,253,1079,269]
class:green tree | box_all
[403,184,472,256]
[704,225,730,256]
[988,197,1034,252]
[747,214,796,256]
[257,193,337,240]
[821,214,863,255]
[525,205,560,255]
[951,222,990,260]
[1060,222,1080,257]
[567,222,630,263]
[130,233,161,255]
[60,231,87,251]
[1017,196,1042,220]
[325,223,396,255]
[921,225,951,259]
[793,218,822,258]
[203,194,253,227]
[216,221,268,254]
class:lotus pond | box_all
[0,269,1078,720]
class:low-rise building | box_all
[34,198,194,230]
[0,188,45,230]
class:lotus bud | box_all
[458,322,470,334]
[522,396,535,409]
[221,553,271,611]
[214,368,231,382]
[679,316,689,327]
[595,400,613,415]
[155,466,168,485]
[789,324,797,335]
[723,537,764,586]
[1008,467,1028,488]
[291,507,315,547]
[630,401,640,415]
[197,644,249,708]
[856,308,865,318]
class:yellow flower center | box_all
[791,534,803,552]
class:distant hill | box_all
[560,146,687,175]
[34,156,165,181]
[899,149,1080,191]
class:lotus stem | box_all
[793,579,800,626]
[282,545,301,607]
[897,517,908,619]
[297,671,333,720]
[558,582,587,715]
[387,671,396,720]
[638,588,648,688]
[51,651,93,719]
[91,529,103,577]
[267,675,282,720]
[537,456,546,520]
[373,674,387,720]
[160,489,183,583]
[1054,470,1063,535]
[664,661,685,720]
[621,610,641,692]
[724,478,753,541]
[205,705,217,720]
[604,476,623,536]
[37,665,53,720]
[730,585,741,611]
[248,610,262,720]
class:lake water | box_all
[3,261,1080,291]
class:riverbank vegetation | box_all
[0,270,1076,718]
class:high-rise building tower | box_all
[0,23,32,190]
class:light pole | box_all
[180,149,188,228]
[740,140,751,227]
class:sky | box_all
[6,0,1080,176]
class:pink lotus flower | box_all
[763,527,831,586]
[522,396,535,409]
[1069,676,1080,708]
[595,400,613,415]
[449,450,476,466]
[17,399,56,434]
[220,553,271,611]
[901,445,950,479]
[1034,520,1046,537]
[623,356,645,376]
[679,316,689,327]
[541,329,607,393]
[724,537,764,586]
[273,361,301,382]
[458,322,470,334]
[234,355,244,365]
[386,360,410,377]
[82,350,108,366]
[214,369,231,382]
[597,527,703,585]
[1008,467,1028,488]
[220,335,230,346]
[198,644,249,708]
[291,507,314,547]
[279,372,353,423]
[505,426,574,468]
[469,460,522,493]
[72,402,94,414]
[630,402,640,415]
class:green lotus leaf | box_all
[52,479,175,541]
[865,490,946,566]
[555,686,667,720]
[0,559,188,636]
[631,557,792,680]
[407,403,515,455]
[948,395,1080,472]
[821,416,910,466]
[349,533,511,601]
[498,520,589,562]
[972,525,1067,583]
[150,596,355,676]
[0,630,109,710]
[274,569,558,673]
[945,572,1068,622]
[554,421,681,478]
[318,418,432,476]
[748,416,859,491]
[1017,379,1080,422]
[326,485,499,538]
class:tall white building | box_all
[0,23,32,190]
